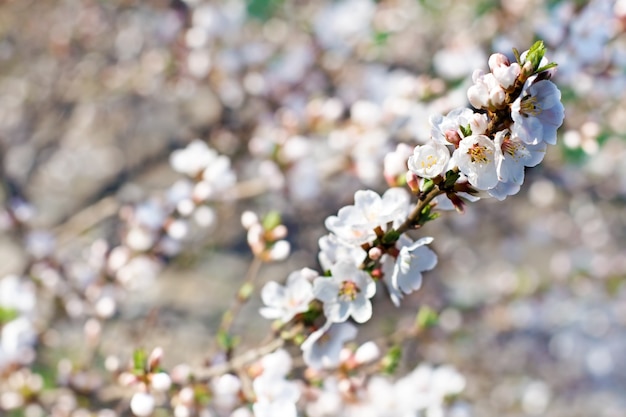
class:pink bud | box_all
[405,171,420,193]
[148,347,163,371]
[444,129,462,146]
[488,53,510,71]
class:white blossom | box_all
[325,188,410,246]
[313,261,376,323]
[382,236,438,307]
[451,135,498,190]
[301,321,358,370]
[511,79,565,146]
[494,130,547,185]
[318,233,367,272]
[259,268,316,323]
[407,142,450,179]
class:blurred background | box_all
[1,0,626,416]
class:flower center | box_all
[420,153,440,170]
[520,95,542,117]
[468,143,492,164]
[338,280,360,301]
[501,137,520,158]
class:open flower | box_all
[451,135,498,190]
[259,268,317,323]
[407,142,450,179]
[494,130,547,185]
[324,188,410,246]
[301,321,358,370]
[313,261,376,323]
[511,79,565,146]
[381,236,438,307]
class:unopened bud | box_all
[444,129,462,146]
[268,224,288,240]
[148,347,163,371]
[240,211,258,229]
[405,171,420,194]
[368,247,382,261]
[130,392,155,417]
[354,341,380,364]
[151,372,172,392]
[488,53,510,71]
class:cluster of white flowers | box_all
[249,41,565,417]
[410,42,564,201]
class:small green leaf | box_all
[237,282,254,301]
[262,211,282,231]
[382,230,401,245]
[421,178,435,194]
[416,305,438,329]
[217,330,239,351]
[381,345,402,375]
[524,40,547,72]
[0,306,19,324]
[459,124,472,137]
[536,62,558,74]
[133,348,147,373]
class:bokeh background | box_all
[1,0,626,416]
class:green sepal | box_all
[443,170,461,189]
[381,345,402,375]
[382,229,401,245]
[416,305,438,329]
[262,210,282,231]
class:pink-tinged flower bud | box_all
[489,85,506,107]
[405,171,420,194]
[444,129,462,147]
[268,224,288,240]
[368,247,382,261]
[118,372,139,387]
[170,364,191,384]
[488,53,510,71]
[148,347,164,371]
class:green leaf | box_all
[524,40,547,72]
[459,124,472,137]
[0,306,19,324]
[382,229,401,245]
[217,330,239,351]
[443,170,460,189]
[421,178,435,194]
[381,345,402,375]
[536,62,558,74]
[262,210,282,230]
[133,348,147,373]
[416,305,438,329]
